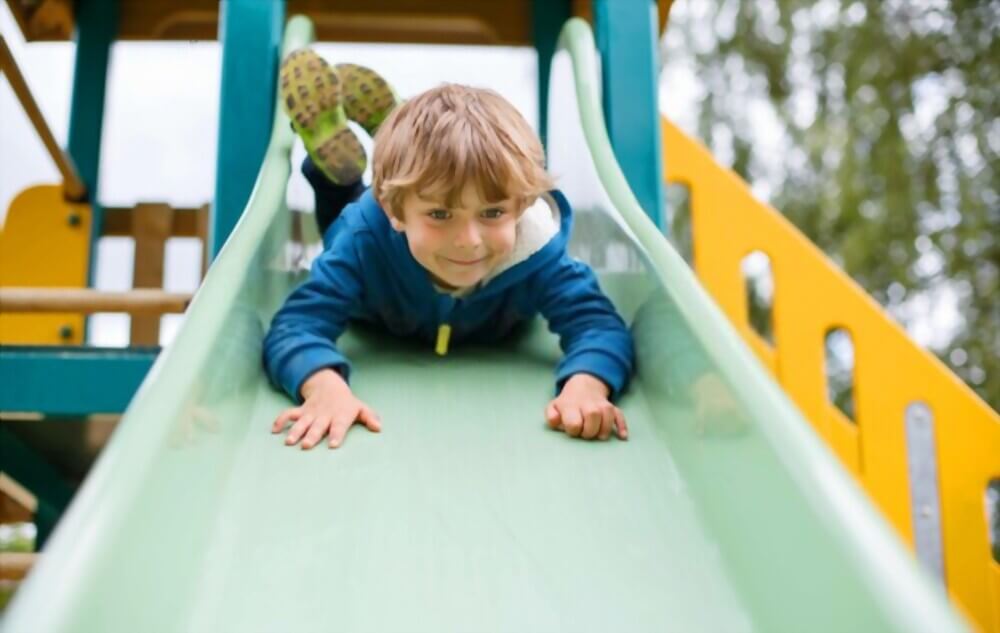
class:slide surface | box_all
[3,17,967,633]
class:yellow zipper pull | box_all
[435,324,452,356]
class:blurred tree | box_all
[661,0,998,409]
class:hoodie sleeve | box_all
[533,255,635,400]
[262,232,364,403]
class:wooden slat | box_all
[102,206,204,237]
[0,553,37,581]
[130,203,173,345]
[196,203,210,276]
[0,288,191,314]
[0,474,37,524]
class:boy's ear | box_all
[376,194,406,231]
[383,208,405,232]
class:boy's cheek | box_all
[493,229,518,258]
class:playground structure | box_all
[0,1,997,631]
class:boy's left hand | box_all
[545,373,627,441]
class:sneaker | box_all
[335,63,401,137]
[279,49,365,185]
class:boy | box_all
[264,49,635,450]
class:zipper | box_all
[435,296,459,356]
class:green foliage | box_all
[662,0,998,409]
[0,524,35,553]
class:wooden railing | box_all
[0,34,85,201]
[0,196,208,347]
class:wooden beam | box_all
[102,206,205,237]
[0,553,37,581]
[130,203,173,345]
[0,34,86,201]
[196,203,210,277]
[0,288,191,314]
[0,474,37,524]
[8,0,539,43]
[2,0,74,41]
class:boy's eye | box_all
[481,207,505,219]
[428,209,450,220]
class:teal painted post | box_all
[68,0,117,276]
[532,0,572,151]
[0,426,74,547]
[592,0,665,229]
[211,0,286,259]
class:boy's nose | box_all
[453,221,483,248]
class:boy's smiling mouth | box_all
[443,256,488,266]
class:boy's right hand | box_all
[272,369,381,449]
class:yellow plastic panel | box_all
[662,117,1000,633]
[0,184,91,344]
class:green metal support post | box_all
[210,0,286,260]
[532,0,573,151]
[592,0,665,229]
[68,0,117,276]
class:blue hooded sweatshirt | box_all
[262,188,635,403]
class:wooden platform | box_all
[5,0,671,44]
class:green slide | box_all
[3,17,967,633]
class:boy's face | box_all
[388,182,522,290]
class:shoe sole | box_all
[279,49,365,184]
[335,63,400,136]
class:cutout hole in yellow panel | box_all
[987,479,1000,564]
[665,182,693,264]
[741,250,774,345]
[824,327,857,422]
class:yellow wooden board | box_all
[0,184,91,344]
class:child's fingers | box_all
[328,416,355,449]
[301,417,332,450]
[581,405,602,440]
[357,406,382,433]
[285,415,314,446]
[272,407,303,433]
[613,407,628,441]
[545,402,561,429]
[598,407,615,441]
[561,406,583,437]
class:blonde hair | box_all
[372,83,554,218]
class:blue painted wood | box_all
[593,0,666,229]
[0,346,157,415]
[211,0,286,259]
